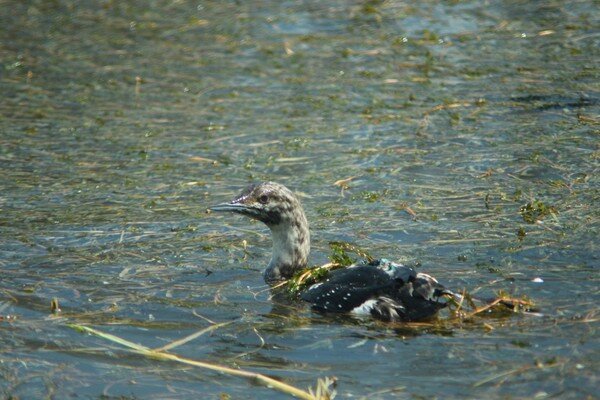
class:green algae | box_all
[519,200,558,224]
[287,241,374,296]
[287,263,340,297]
[328,241,374,266]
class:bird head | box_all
[210,182,301,226]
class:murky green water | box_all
[1,1,598,398]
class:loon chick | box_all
[211,182,456,322]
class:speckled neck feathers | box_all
[265,199,310,283]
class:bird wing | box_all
[300,265,396,312]
[300,263,450,321]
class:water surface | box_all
[1,1,598,398]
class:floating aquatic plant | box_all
[285,242,374,297]
[328,241,374,266]
[287,262,342,297]
[519,200,558,223]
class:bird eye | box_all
[258,194,269,204]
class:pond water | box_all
[1,1,598,398]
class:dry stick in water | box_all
[153,321,233,352]
[68,324,331,400]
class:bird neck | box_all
[264,213,310,284]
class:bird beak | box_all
[209,202,250,213]
[210,200,264,221]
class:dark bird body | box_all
[211,182,457,322]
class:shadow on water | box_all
[1,0,598,398]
